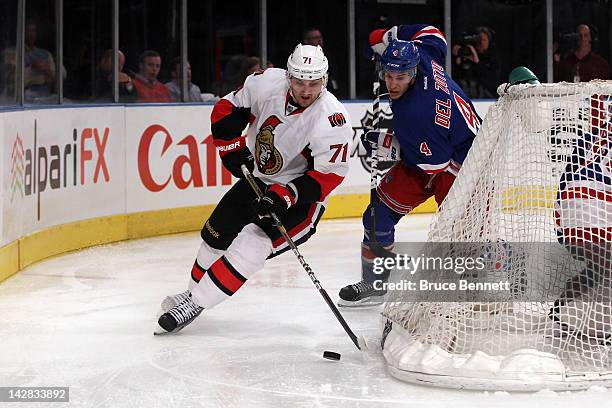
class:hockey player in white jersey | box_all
[550,98,612,339]
[156,44,353,334]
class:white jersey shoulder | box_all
[303,91,353,178]
[231,70,353,186]
[243,68,287,103]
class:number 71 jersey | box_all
[225,68,353,203]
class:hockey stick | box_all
[367,57,394,259]
[241,165,368,351]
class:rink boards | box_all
[0,100,493,281]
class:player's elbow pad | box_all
[211,105,250,141]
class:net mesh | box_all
[382,81,612,390]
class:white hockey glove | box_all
[369,26,398,56]
[362,130,401,161]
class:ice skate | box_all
[155,295,204,335]
[337,280,387,308]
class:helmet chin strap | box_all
[286,74,327,107]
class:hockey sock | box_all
[188,240,225,291]
[362,201,401,244]
[191,224,272,308]
[361,243,393,283]
[361,201,402,282]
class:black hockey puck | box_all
[323,351,341,361]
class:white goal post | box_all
[382,81,612,391]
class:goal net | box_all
[382,81,612,391]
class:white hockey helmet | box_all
[286,44,328,83]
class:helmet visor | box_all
[379,66,417,81]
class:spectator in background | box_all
[132,50,172,102]
[219,54,244,95]
[555,24,609,82]
[238,56,261,85]
[302,27,324,47]
[94,49,135,101]
[302,27,340,95]
[219,56,264,94]
[452,26,500,98]
[165,57,203,102]
[0,48,16,102]
[24,20,66,101]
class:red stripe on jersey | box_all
[191,261,206,283]
[211,99,236,125]
[418,160,453,175]
[306,170,344,201]
[422,166,449,175]
[208,257,246,294]
[214,135,246,157]
[591,94,605,132]
[249,113,256,125]
[411,27,446,42]
[560,187,612,202]
[449,160,461,172]
[561,227,612,243]
[553,209,561,228]
[272,203,317,247]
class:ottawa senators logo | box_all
[328,112,346,128]
[255,115,284,175]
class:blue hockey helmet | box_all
[380,39,419,75]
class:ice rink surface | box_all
[1,214,612,408]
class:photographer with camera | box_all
[451,26,500,98]
[554,24,609,83]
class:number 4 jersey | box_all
[211,67,353,205]
[392,24,481,176]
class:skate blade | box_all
[153,321,181,336]
[153,326,184,336]
[337,295,385,308]
[153,321,187,336]
[153,328,172,336]
[153,317,198,336]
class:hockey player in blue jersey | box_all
[339,24,481,306]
